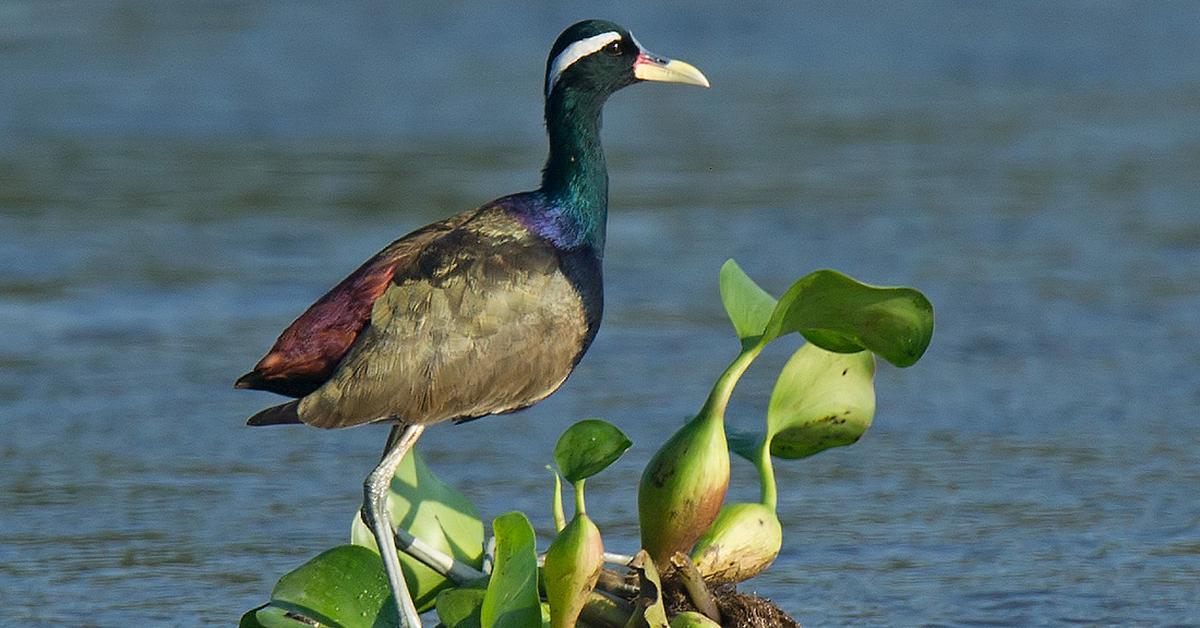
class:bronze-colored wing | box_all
[235,212,473,398]
[293,208,595,429]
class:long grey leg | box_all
[362,423,426,627]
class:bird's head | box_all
[544,19,709,102]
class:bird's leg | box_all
[362,423,426,627]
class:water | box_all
[2,2,1199,625]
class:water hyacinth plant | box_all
[241,260,934,628]
[543,419,631,628]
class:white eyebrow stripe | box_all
[547,31,622,96]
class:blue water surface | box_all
[1,2,1198,625]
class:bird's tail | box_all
[246,400,302,426]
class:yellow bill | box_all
[633,53,710,88]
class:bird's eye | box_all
[603,40,624,56]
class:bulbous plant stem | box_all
[638,340,769,564]
[545,480,605,628]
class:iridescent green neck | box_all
[540,88,609,250]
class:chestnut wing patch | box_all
[235,214,470,397]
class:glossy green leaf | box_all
[760,269,934,367]
[481,512,541,628]
[436,586,486,628]
[554,419,632,484]
[248,605,327,628]
[350,446,484,612]
[251,545,397,628]
[719,259,778,345]
[766,343,876,459]
[238,607,268,628]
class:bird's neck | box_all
[539,89,609,251]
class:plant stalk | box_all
[699,342,765,422]
[574,478,587,516]
[552,470,567,532]
[670,552,722,623]
[756,435,778,511]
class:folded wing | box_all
[236,213,471,398]
[294,209,594,429]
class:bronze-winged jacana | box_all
[236,19,708,625]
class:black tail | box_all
[246,400,302,426]
[235,370,318,398]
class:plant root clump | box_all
[662,578,800,628]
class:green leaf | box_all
[553,419,632,484]
[248,605,328,628]
[670,611,723,628]
[481,512,541,628]
[766,343,876,459]
[437,586,486,628]
[252,545,398,628]
[760,269,934,367]
[238,607,268,628]
[719,259,778,345]
[350,446,484,612]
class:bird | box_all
[235,19,708,626]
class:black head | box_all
[544,19,708,101]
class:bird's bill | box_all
[633,53,710,88]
